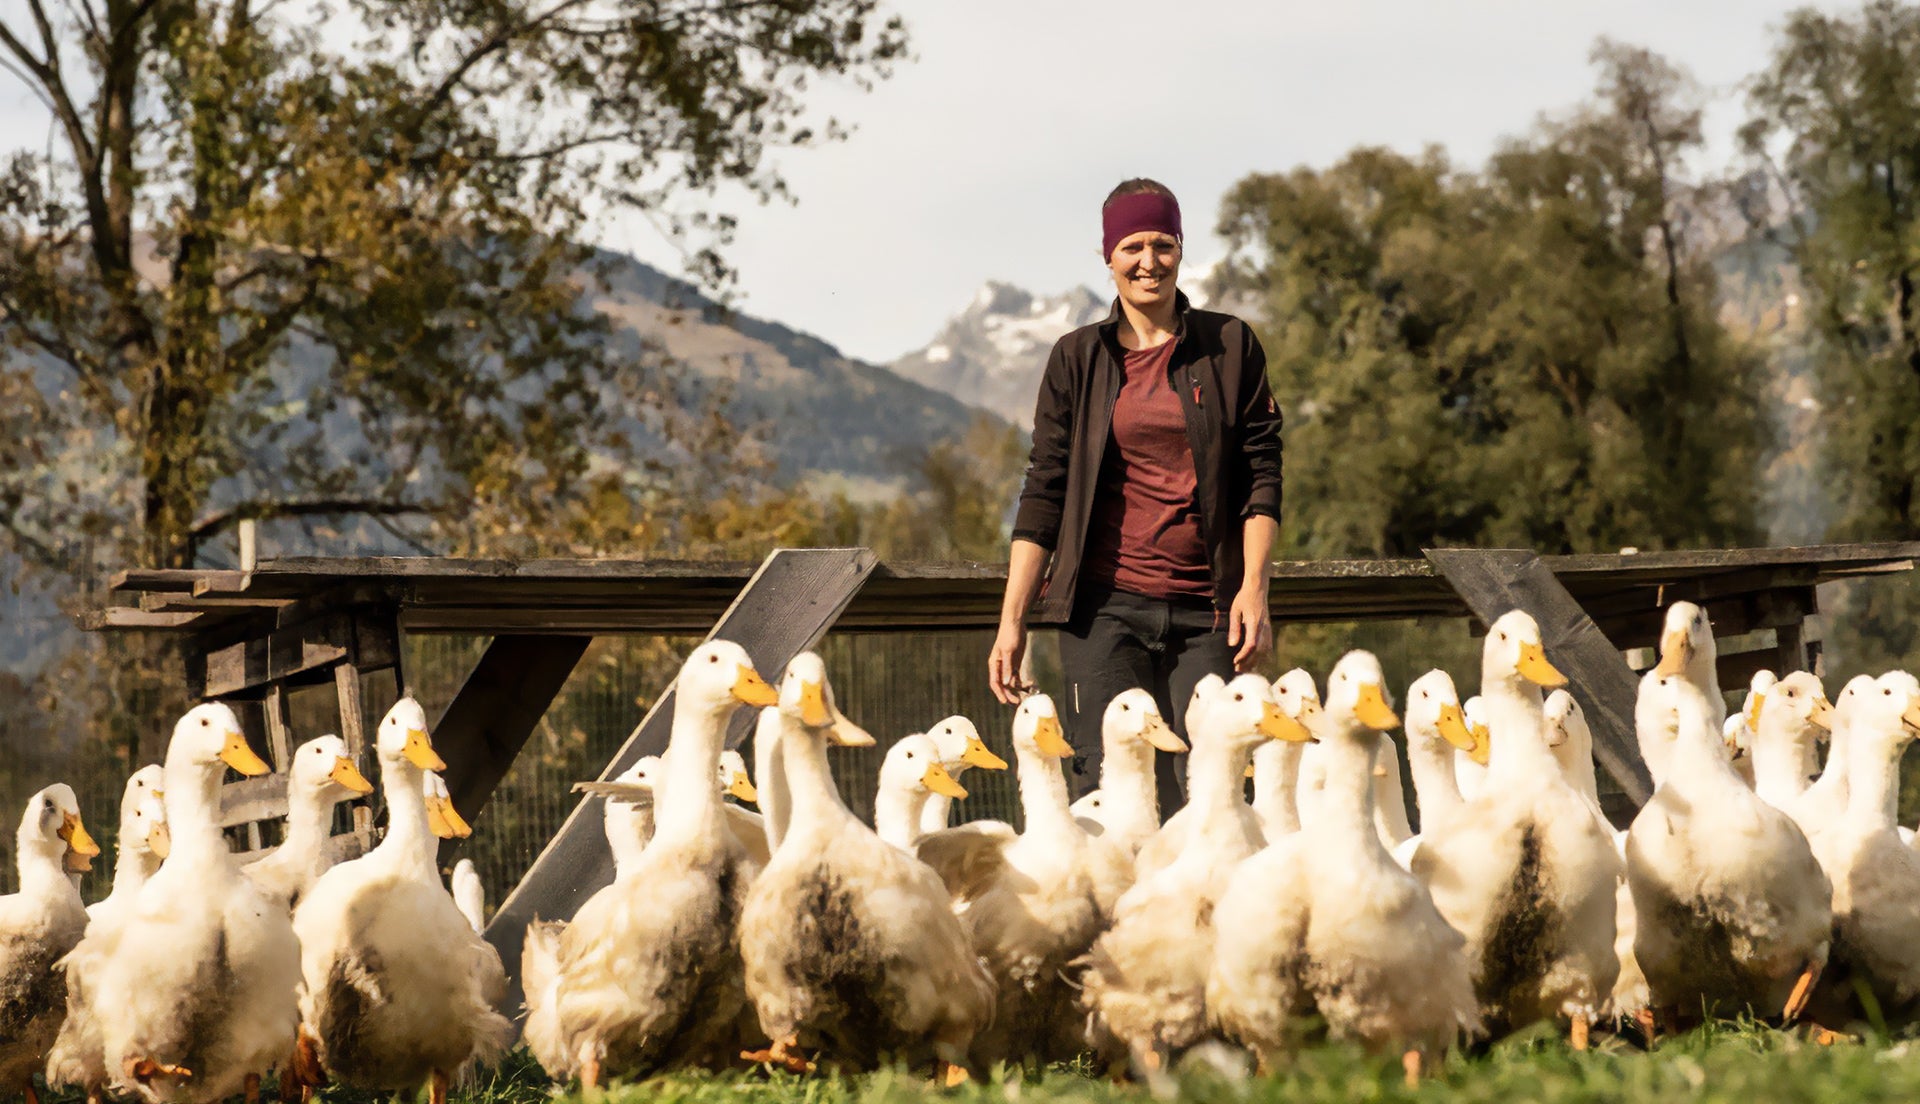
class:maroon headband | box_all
[1102,192,1182,260]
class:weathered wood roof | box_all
[88,542,1920,647]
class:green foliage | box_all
[1218,42,1765,561]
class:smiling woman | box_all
[986,178,1283,814]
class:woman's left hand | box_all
[1228,583,1273,672]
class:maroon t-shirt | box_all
[1081,340,1213,600]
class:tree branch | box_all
[190,497,435,539]
[414,0,597,125]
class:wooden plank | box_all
[484,547,880,1022]
[218,774,289,829]
[83,607,202,631]
[263,685,293,771]
[335,662,374,848]
[433,635,593,860]
[203,613,353,698]
[1424,548,1654,806]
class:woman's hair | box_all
[1104,178,1177,207]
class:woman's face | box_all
[1107,230,1181,314]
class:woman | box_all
[987,178,1282,811]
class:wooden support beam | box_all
[335,662,374,848]
[1424,548,1654,807]
[263,684,293,771]
[432,634,593,860]
[484,548,879,1023]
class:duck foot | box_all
[739,1036,815,1074]
[1633,1007,1657,1047]
[1401,1049,1422,1087]
[1783,959,1824,1024]
[245,1073,261,1104]
[125,1058,193,1084]
[1813,1026,1847,1047]
[429,1068,450,1104]
[1569,1014,1590,1051]
[580,1057,601,1091]
[936,1061,970,1087]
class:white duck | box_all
[1815,671,1920,1024]
[1080,688,1187,917]
[915,694,1101,1067]
[0,784,97,1104]
[1635,602,1724,788]
[1625,667,1832,1027]
[1212,652,1477,1082]
[1252,669,1319,841]
[1080,674,1310,1072]
[1389,670,1477,871]
[738,653,993,1082]
[288,699,510,1104]
[1069,790,1107,833]
[242,735,374,911]
[569,749,767,876]
[919,716,1008,835]
[87,766,168,928]
[872,733,967,850]
[1296,675,1413,851]
[1749,672,1832,814]
[1411,610,1621,1047]
[1453,696,1491,802]
[450,859,485,934]
[52,703,299,1104]
[528,641,775,1086]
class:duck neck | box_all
[107,841,157,900]
[919,793,953,836]
[15,832,75,903]
[874,779,929,849]
[1406,728,1464,828]
[1316,724,1382,844]
[1553,736,1599,802]
[1251,741,1302,836]
[1808,719,1852,806]
[1099,736,1160,837]
[1187,734,1256,834]
[1484,676,1557,784]
[605,800,653,877]
[1014,743,1077,843]
[753,712,790,852]
[650,694,729,853]
[374,758,436,878]
[163,754,229,860]
[1845,726,1908,831]
[780,720,854,837]
[1667,688,1748,796]
[1752,716,1815,808]
[278,781,337,868]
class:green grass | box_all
[287,1023,1920,1104]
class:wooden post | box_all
[263,684,293,771]
[335,661,372,846]
[1775,621,1807,675]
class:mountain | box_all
[891,283,1107,427]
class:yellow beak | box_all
[1258,702,1315,743]
[1653,630,1693,679]
[727,770,759,804]
[798,680,832,728]
[1031,714,1073,758]
[58,812,100,858]
[440,799,473,839]
[329,757,375,795]
[1243,761,1257,780]
[961,737,1009,771]
[1140,716,1188,753]
[734,665,779,708]
[1516,642,1568,689]
[403,727,446,771]
[1745,692,1767,731]
[1808,696,1834,732]
[219,731,271,777]
[1353,683,1400,731]
[829,712,876,748]
[1468,724,1492,767]
[146,821,172,860]
[426,799,454,839]
[922,761,969,800]
[1903,700,1920,737]
[1435,704,1474,752]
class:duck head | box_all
[376,697,442,773]
[291,734,375,802]
[1103,688,1186,754]
[1405,669,1473,754]
[1743,669,1780,733]
[1461,696,1491,766]
[682,640,780,716]
[1485,610,1567,692]
[1325,651,1401,737]
[778,652,873,746]
[609,755,661,803]
[1758,671,1832,737]
[1013,693,1073,760]
[423,771,472,839]
[1844,671,1920,752]
[1543,690,1590,749]
[19,783,98,874]
[169,701,269,779]
[130,790,169,861]
[928,715,1007,772]
[1271,668,1323,722]
[1653,601,1715,680]
[719,749,759,803]
[1195,672,1311,753]
[881,733,967,800]
[1185,673,1230,736]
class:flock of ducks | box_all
[4,600,1920,1100]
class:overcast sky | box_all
[0,0,1858,363]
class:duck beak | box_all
[1259,702,1315,743]
[1903,700,1920,738]
[403,727,447,771]
[1653,630,1692,678]
[1244,761,1257,779]
[59,812,100,872]
[1140,716,1188,753]
[1436,704,1474,752]
[733,665,779,708]
[1468,724,1492,767]
[922,761,969,800]
[440,799,473,839]
[330,757,375,795]
[1547,719,1570,748]
[1032,715,1073,758]
[1353,684,1400,731]
[219,731,271,777]
[827,705,875,748]
[961,737,1009,771]
[1745,692,1767,731]
[147,820,172,860]
[727,770,759,804]
[798,680,832,728]
[1808,696,1833,732]
[1517,643,1568,689]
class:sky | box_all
[0,0,1857,363]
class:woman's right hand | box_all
[988,618,1030,705]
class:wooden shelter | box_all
[89,540,1920,1010]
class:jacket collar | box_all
[1101,288,1192,345]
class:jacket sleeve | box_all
[1236,323,1283,523]
[1010,338,1074,549]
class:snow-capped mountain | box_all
[891,282,1107,427]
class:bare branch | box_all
[190,497,435,539]
[414,0,596,124]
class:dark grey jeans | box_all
[1056,585,1233,816]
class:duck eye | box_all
[1121,703,1130,711]
[708,654,718,663]
[1234,693,1244,702]
[1497,631,1508,641]
[200,718,209,727]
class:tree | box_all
[0,0,906,568]
[1216,42,1764,562]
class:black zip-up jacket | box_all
[1011,291,1283,625]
